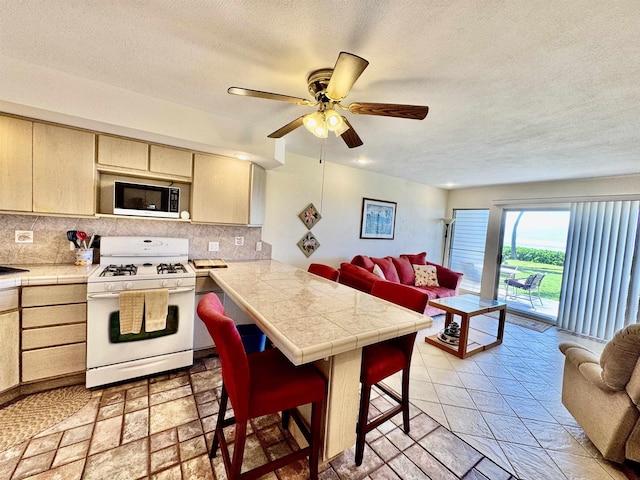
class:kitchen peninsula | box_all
[208,260,432,460]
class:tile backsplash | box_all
[0,214,271,265]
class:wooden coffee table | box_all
[425,294,506,359]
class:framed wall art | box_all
[298,203,322,230]
[297,232,320,257]
[360,198,397,240]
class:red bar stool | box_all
[197,293,327,480]
[308,263,340,281]
[355,280,428,465]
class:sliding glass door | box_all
[499,209,570,322]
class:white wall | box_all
[0,53,281,168]
[262,152,448,269]
[447,174,640,297]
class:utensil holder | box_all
[75,248,94,266]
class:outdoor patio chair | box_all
[504,273,546,308]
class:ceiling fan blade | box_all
[267,116,305,138]
[348,102,429,120]
[326,52,369,101]
[340,117,363,148]
[228,87,313,106]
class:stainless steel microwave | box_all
[114,181,180,219]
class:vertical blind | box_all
[449,209,490,294]
[557,200,640,340]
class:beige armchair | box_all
[559,324,640,464]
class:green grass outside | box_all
[500,260,564,301]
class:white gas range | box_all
[86,237,196,388]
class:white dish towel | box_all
[144,289,169,332]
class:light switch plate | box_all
[208,241,219,252]
[15,230,34,243]
[256,241,262,251]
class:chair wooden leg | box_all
[230,420,247,479]
[355,382,372,466]
[282,409,290,429]
[401,367,411,433]
[211,385,229,458]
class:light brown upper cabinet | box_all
[32,123,95,216]
[249,163,266,226]
[98,135,148,171]
[0,116,33,212]
[192,154,252,224]
[150,145,193,178]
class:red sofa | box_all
[338,252,463,316]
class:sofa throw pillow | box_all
[392,256,415,285]
[400,252,427,266]
[372,264,386,279]
[414,264,439,287]
[371,257,401,283]
[351,255,375,272]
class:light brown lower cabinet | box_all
[0,305,20,392]
[21,284,87,383]
[0,288,19,392]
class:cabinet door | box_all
[98,135,148,171]
[0,115,33,212]
[150,145,193,178]
[33,124,95,215]
[0,311,19,392]
[249,164,266,225]
[192,154,251,224]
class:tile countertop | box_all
[209,260,433,365]
[0,264,99,288]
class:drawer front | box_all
[22,284,87,307]
[22,324,86,350]
[22,303,86,328]
[22,343,86,382]
[0,288,19,312]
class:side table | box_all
[425,294,506,359]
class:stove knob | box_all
[176,279,183,287]
[125,282,133,290]
[160,280,168,287]
[107,283,115,291]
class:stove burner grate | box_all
[99,264,138,277]
[157,263,187,275]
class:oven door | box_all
[86,286,195,369]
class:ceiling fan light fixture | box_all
[303,111,329,138]
[332,115,350,136]
[324,109,342,129]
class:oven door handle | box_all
[88,286,195,299]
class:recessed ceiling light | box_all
[234,153,251,161]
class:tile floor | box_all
[0,315,631,480]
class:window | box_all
[448,209,490,294]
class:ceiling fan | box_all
[228,52,429,148]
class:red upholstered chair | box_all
[197,293,327,479]
[355,281,428,465]
[308,263,340,281]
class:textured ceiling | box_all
[1,0,639,188]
